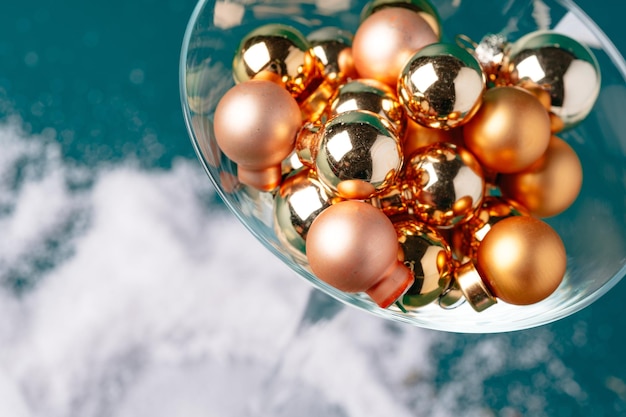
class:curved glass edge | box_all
[179,0,626,333]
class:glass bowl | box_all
[180,0,626,333]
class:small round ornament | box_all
[404,143,485,228]
[315,111,403,199]
[476,216,566,305]
[397,43,485,129]
[504,30,601,130]
[329,79,406,135]
[463,86,551,173]
[232,24,318,98]
[274,167,335,263]
[393,218,453,309]
[213,79,301,191]
[308,27,357,85]
[352,7,439,87]
[499,135,583,218]
[451,196,528,262]
[306,200,414,308]
[360,0,442,39]
[369,180,412,217]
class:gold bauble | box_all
[397,43,485,129]
[329,79,406,135]
[404,143,485,228]
[476,216,566,305]
[315,111,403,199]
[463,86,551,173]
[274,167,334,263]
[393,218,453,309]
[308,27,357,85]
[499,136,583,218]
[232,24,318,98]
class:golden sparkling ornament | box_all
[476,216,566,305]
[329,79,406,135]
[404,143,485,228]
[463,86,551,174]
[232,24,318,98]
[452,196,528,262]
[505,31,601,130]
[213,79,301,191]
[352,7,439,87]
[274,167,335,263]
[315,111,403,199]
[308,27,357,85]
[306,200,414,308]
[499,136,583,218]
[394,218,453,309]
[398,43,485,129]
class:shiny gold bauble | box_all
[393,218,453,309]
[397,43,485,129]
[232,24,318,98]
[315,111,403,199]
[274,167,335,263]
[352,7,439,87]
[295,121,321,168]
[308,27,357,85]
[476,216,566,305]
[404,143,485,228]
[463,86,551,173]
[213,80,301,191]
[505,31,601,130]
[402,119,463,157]
[329,79,406,135]
[306,200,414,308]
[370,180,411,217]
[451,196,528,262]
[499,136,583,218]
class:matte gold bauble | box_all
[463,86,551,173]
[476,216,566,305]
[214,80,301,191]
[274,168,335,263]
[352,7,438,87]
[393,218,453,309]
[315,111,403,199]
[329,78,406,135]
[404,143,485,228]
[499,136,583,218]
[397,43,485,129]
[233,24,318,98]
[306,201,414,308]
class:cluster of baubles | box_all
[212,0,600,312]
